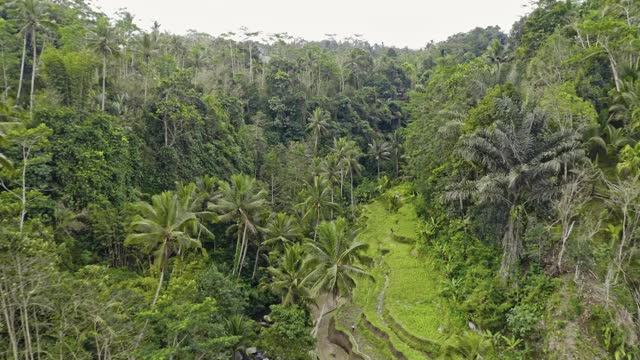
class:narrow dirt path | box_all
[312,295,348,360]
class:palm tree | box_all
[340,141,364,211]
[368,137,391,179]
[88,18,119,111]
[263,244,312,306]
[263,213,302,253]
[10,0,54,113]
[209,174,266,278]
[486,39,510,82]
[331,137,350,198]
[306,108,331,154]
[139,32,157,103]
[305,218,371,306]
[439,331,495,359]
[297,176,338,240]
[319,154,342,217]
[125,191,204,306]
[445,107,585,278]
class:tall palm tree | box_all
[88,18,119,111]
[306,108,331,154]
[340,141,364,211]
[319,154,342,217]
[305,218,371,305]
[139,32,157,104]
[209,174,266,278]
[126,191,204,306]
[263,244,312,306]
[263,212,302,253]
[297,176,338,240]
[445,108,585,278]
[368,137,391,179]
[10,0,54,112]
[331,137,350,198]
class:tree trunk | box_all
[17,35,27,103]
[29,30,37,118]
[252,246,260,281]
[557,221,575,272]
[350,168,355,216]
[0,281,18,360]
[101,56,107,111]
[499,205,520,279]
[19,146,30,238]
[238,223,250,279]
[151,251,168,306]
[233,221,243,276]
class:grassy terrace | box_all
[344,186,464,359]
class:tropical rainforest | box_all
[0,0,639,358]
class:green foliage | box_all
[260,304,315,360]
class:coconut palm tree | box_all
[263,244,312,306]
[368,137,391,179]
[209,174,266,278]
[126,191,204,306]
[88,17,119,111]
[305,218,371,306]
[340,141,364,211]
[331,137,350,198]
[445,108,585,278]
[306,108,331,154]
[263,212,302,253]
[319,154,342,217]
[139,32,158,103]
[10,0,55,113]
[297,176,338,240]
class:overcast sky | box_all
[88,0,532,49]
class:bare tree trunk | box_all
[238,223,250,279]
[350,169,355,217]
[17,35,27,103]
[557,221,575,272]
[29,31,37,119]
[499,205,519,279]
[0,281,19,360]
[152,252,168,307]
[251,246,260,281]
[19,145,31,238]
[101,56,107,111]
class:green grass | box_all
[352,185,465,358]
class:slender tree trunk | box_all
[252,246,260,281]
[238,223,250,279]
[17,35,27,103]
[557,221,575,272]
[152,251,168,306]
[29,31,37,119]
[233,221,242,276]
[101,55,107,111]
[350,169,355,216]
[377,158,380,179]
[19,146,31,238]
[1,45,8,103]
[249,42,253,83]
[0,281,18,360]
[499,204,519,279]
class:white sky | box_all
[88,0,532,49]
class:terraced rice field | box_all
[341,186,464,359]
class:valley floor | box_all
[317,186,465,359]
